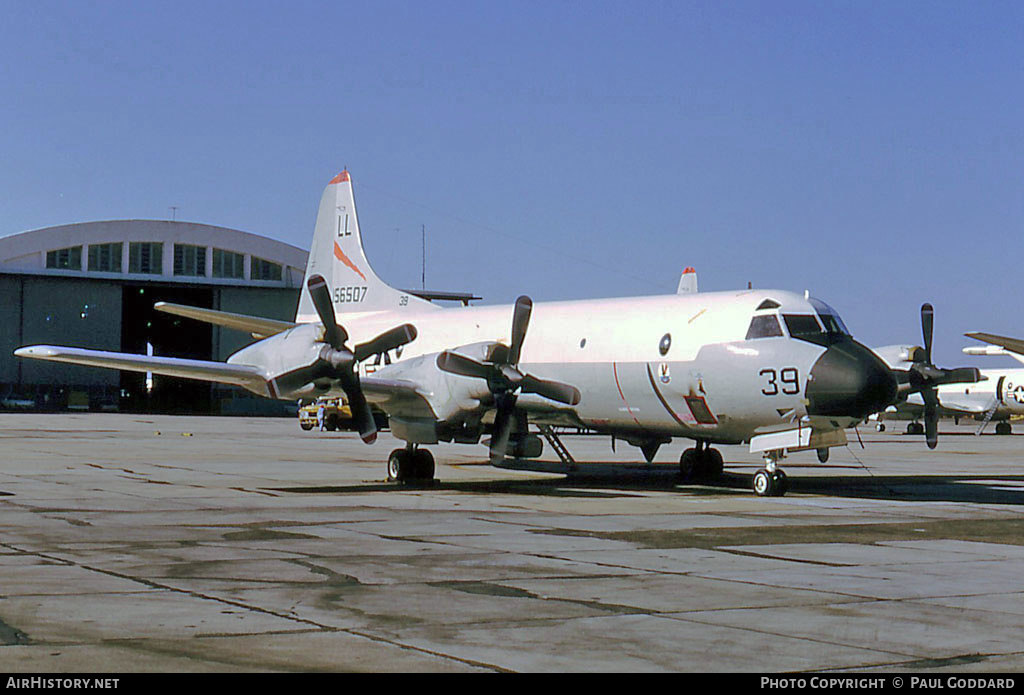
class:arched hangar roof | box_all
[0,220,308,287]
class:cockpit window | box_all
[817,312,847,336]
[783,311,849,346]
[746,314,784,340]
[809,297,850,336]
[783,314,825,343]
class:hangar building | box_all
[1,220,307,414]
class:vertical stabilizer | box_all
[676,267,698,294]
[295,170,436,322]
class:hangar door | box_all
[120,285,213,413]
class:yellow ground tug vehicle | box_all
[298,397,352,431]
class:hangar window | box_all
[88,243,122,272]
[45,245,82,270]
[251,256,282,281]
[212,248,244,279]
[129,242,163,274]
[174,244,207,277]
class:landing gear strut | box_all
[753,450,788,497]
[387,444,435,483]
[679,441,724,482]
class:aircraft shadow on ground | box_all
[272,462,1024,506]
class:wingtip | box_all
[14,346,52,358]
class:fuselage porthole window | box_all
[659,333,671,356]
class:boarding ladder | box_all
[976,397,999,436]
[538,425,578,470]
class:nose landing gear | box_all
[753,450,789,497]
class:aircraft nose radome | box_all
[805,340,898,418]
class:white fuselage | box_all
[235,287,837,445]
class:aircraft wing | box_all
[360,376,437,420]
[154,302,296,338]
[904,391,989,415]
[965,332,1024,357]
[935,396,989,414]
[14,346,272,397]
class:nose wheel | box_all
[388,446,435,482]
[753,450,789,497]
[752,469,788,497]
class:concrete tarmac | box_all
[1,413,1023,673]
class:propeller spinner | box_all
[306,274,417,444]
[436,296,581,465]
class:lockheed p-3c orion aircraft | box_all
[19,170,927,496]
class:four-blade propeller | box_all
[306,275,417,444]
[436,295,581,465]
[905,303,982,449]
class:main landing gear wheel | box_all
[906,422,924,435]
[387,448,435,483]
[996,421,1012,435]
[679,445,724,482]
[752,469,788,497]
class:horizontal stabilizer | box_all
[14,346,271,397]
[154,302,295,338]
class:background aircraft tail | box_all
[295,170,435,322]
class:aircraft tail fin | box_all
[676,267,698,294]
[295,170,436,322]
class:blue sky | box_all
[2,1,1022,366]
